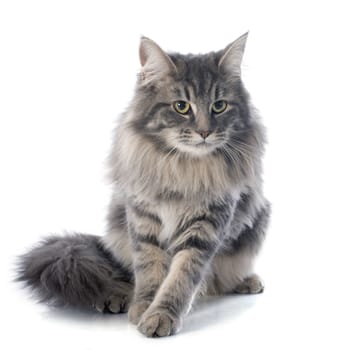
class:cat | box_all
[17,32,271,337]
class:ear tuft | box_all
[139,36,177,85]
[218,32,249,76]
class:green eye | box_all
[173,101,191,115]
[212,100,227,114]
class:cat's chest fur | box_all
[156,202,181,243]
[142,198,195,244]
[135,190,239,246]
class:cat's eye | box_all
[212,100,228,114]
[173,101,191,115]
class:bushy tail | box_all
[16,233,134,312]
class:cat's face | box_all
[131,34,252,158]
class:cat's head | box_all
[129,33,258,159]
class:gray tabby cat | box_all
[17,33,270,337]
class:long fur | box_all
[17,33,270,336]
[17,234,133,310]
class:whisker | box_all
[224,142,255,176]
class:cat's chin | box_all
[176,142,218,158]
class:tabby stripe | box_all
[131,232,160,249]
[184,86,191,101]
[172,236,217,255]
[131,205,162,225]
[214,85,221,101]
[156,189,184,201]
[148,102,169,116]
[175,215,219,238]
[138,233,160,246]
[229,203,270,252]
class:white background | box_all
[1,1,349,349]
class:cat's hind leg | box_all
[209,251,260,295]
[94,293,131,313]
[208,202,270,295]
[234,273,264,294]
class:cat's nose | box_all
[197,130,212,139]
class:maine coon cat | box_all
[17,32,270,337]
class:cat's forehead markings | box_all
[186,84,197,101]
[171,86,187,100]
[172,87,182,97]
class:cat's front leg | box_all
[127,204,170,324]
[137,200,234,337]
[137,224,220,337]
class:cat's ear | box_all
[218,32,249,76]
[139,36,177,85]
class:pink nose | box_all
[197,130,211,139]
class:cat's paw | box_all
[94,294,130,314]
[128,301,151,324]
[234,274,264,294]
[137,309,181,337]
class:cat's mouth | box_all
[176,139,223,157]
[194,141,207,146]
[193,139,219,147]
[166,131,225,157]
